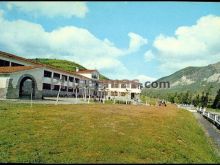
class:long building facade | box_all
[0,51,142,101]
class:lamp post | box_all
[102,86,107,104]
[88,81,92,104]
[125,88,131,104]
[102,87,105,104]
[113,91,116,104]
[75,85,78,104]
[84,86,87,102]
[55,78,64,105]
[30,86,33,108]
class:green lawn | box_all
[0,101,219,163]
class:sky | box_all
[0,2,220,83]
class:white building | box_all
[0,51,142,101]
[0,51,96,99]
[98,79,142,102]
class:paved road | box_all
[193,112,220,153]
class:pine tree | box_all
[212,89,220,109]
[204,92,209,107]
[193,94,200,107]
[200,92,206,108]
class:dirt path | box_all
[193,112,220,154]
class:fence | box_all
[178,104,220,129]
[197,107,220,128]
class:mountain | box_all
[143,61,220,99]
[31,58,109,80]
[157,62,220,86]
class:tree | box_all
[174,96,179,104]
[193,94,200,107]
[168,93,176,103]
[203,92,209,107]
[212,89,220,109]
[200,92,205,108]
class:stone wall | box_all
[3,68,44,99]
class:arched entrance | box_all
[19,76,36,99]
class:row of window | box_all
[0,59,24,67]
[43,83,75,92]
[109,92,128,96]
[103,83,138,89]
[44,70,80,83]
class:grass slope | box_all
[32,58,109,80]
[0,102,219,163]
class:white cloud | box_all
[128,32,148,53]
[152,14,220,74]
[144,50,155,62]
[0,13,148,81]
[7,2,89,18]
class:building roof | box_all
[74,69,98,74]
[0,66,42,74]
[0,51,43,67]
[0,51,91,80]
[0,51,140,83]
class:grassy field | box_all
[207,107,220,114]
[0,101,219,163]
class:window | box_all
[92,74,98,79]
[68,87,73,92]
[53,85,60,91]
[11,62,24,66]
[44,70,52,78]
[61,86,67,91]
[69,76,74,82]
[75,78,79,83]
[53,73,60,79]
[62,75,67,81]
[95,82,99,88]
[89,81,93,87]
[0,59,10,67]
[121,83,126,88]
[131,84,137,88]
[121,92,126,96]
[111,91,118,96]
[111,83,118,88]
[104,83,108,88]
[43,83,51,90]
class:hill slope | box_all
[143,61,220,98]
[157,62,220,85]
[31,58,109,80]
